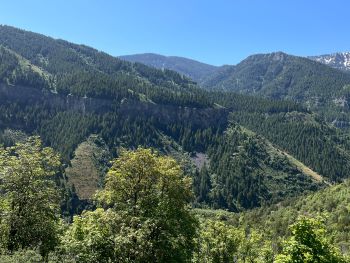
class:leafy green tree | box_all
[238,229,274,263]
[193,220,241,263]
[194,219,273,263]
[59,148,198,263]
[0,137,61,258]
[58,208,118,262]
[275,216,347,263]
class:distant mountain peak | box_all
[120,53,218,82]
[309,52,350,72]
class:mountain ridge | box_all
[120,53,219,82]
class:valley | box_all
[0,25,350,262]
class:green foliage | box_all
[0,46,49,89]
[193,219,274,263]
[0,139,350,261]
[0,137,61,257]
[1,25,350,261]
[59,148,198,262]
[194,220,241,262]
[237,180,350,254]
[196,178,350,260]
[0,249,42,263]
[58,208,118,262]
[96,148,193,212]
[275,217,347,263]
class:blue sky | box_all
[0,0,349,65]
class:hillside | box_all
[229,110,350,181]
[201,52,350,102]
[201,52,350,127]
[120,53,219,82]
[0,25,210,108]
[196,179,350,254]
[0,25,350,211]
[193,122,325,211]
[244,180,350,250]
[122,51,350,128]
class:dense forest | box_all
[0,25,350,262]
[127,51,350,130]
[0,139,349,262]
[0,25,349,209]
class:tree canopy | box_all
[275,216,347,263]
[58,148,198,262]
[0,137,61,258]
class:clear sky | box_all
[0,0,349,65]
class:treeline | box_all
[0,139,348,262]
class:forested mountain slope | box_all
[229,111,350,181]
[0,25,209,107]
[122,51,350,128]
[201,52,350,102]
[193,122,325,211]
[120,53,219,82]
[0,25,350,213]
[201,52,350,127]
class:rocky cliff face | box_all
[0,83,115,113]
[0,83,229,129]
